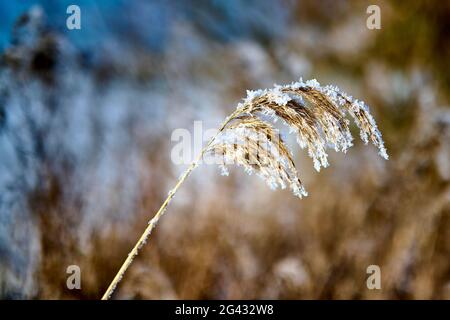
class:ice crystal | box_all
[208,78,388,197]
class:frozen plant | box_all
[102,78,388,299]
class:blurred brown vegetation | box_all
[0,0,449,299]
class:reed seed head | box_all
[207,78,388,198]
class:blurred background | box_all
[0,0,449,299]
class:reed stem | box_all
[101,110,240,300]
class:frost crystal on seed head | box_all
[219,164,229,176]
[209,78,388,198]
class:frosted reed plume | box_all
[102,78,388,299]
